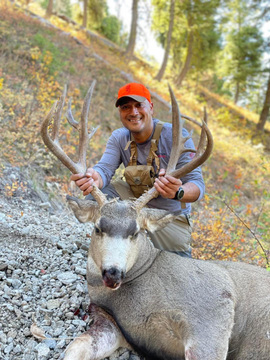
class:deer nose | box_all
[102,267,125,290]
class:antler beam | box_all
[40,81,107,207]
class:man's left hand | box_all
[154,168,182,199]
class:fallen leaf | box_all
[30,323,47,340]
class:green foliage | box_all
[152,0,222,79]
[39,0,72,17]
[209,74,232,96]
[226,25,263,83]
[87,0,108,30]
[100,15,121,44]
[218,0,264,103]
[31,33,69,74]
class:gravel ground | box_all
[0,165,141,360]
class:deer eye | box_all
[95,226,101,235]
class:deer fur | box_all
[63,197,270,360]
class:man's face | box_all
[118,99,154,138]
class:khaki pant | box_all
[109,181,192,254]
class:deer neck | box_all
[123,235,161,284]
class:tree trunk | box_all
[45,0,53,18]
[175,30,194,86]
[155,0,175,82]
[257,74,270,131]
[125,0,139,58]
[234,82,240,104]
[83,0,88,28]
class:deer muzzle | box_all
[102,267,125,290]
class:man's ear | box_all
[149,101,154,115]
[137,208,181,233]
[66,195,101,223]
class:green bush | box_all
[100,15,121,44]
[32,33,69,74]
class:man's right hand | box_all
[70,168,101,196]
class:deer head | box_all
[41,81,213,289]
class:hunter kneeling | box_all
[71,82,205,258]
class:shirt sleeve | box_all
[93,133,122,189]
[177,129,205,200]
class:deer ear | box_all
[66,195,101,223]
[137,208,181,232]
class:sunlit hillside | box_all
[0,2,269,267]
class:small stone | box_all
[0,212,6,221]
[40,202,51,209]
[6,278,22,289]
[36,342,51,357]
[75,266,86,276]
[44,335,57,350]
[6,304,14,311]
[0,331,7,344]
[21,225,32,235]
[46,299,60,310]
[0,262,8,271]
[13,344,22,354]
[4,342,13,354]
[57,271,77,285]
[72,319,86,327]
[65,312,74,320]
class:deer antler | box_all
[133,85,213,211]
[40,81,107,207]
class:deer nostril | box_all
[102,267,125,280]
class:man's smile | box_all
[128,117,141,122]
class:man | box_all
[71,82,204,257]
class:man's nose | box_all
[130,106,139,115]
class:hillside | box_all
[1,1,269,262]
[0,2,269,359]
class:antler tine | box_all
[79,80,96,168]
[41,81,107,207]
[41,91,83,174]
[133,85,213,212]
[52,85,67,142]
[166,84,196,173]
[67,97,80,130]
[170,109,213,180]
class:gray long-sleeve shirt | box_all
[93,118,205,215]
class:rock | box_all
[0,262,8,271]
[57,271,78,285]
[36,342,51,357]
[6,278,22,289]
[44,335,57,350]
[46,299,60,310]
[21,225,32,235]
[75,266,86,276]
[40,202,52,209]
[0,212,6,221]
[13,344,22,354]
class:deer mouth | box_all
[103,280,122,290]
[102,268,125,290]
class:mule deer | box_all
[41,81,270,360]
